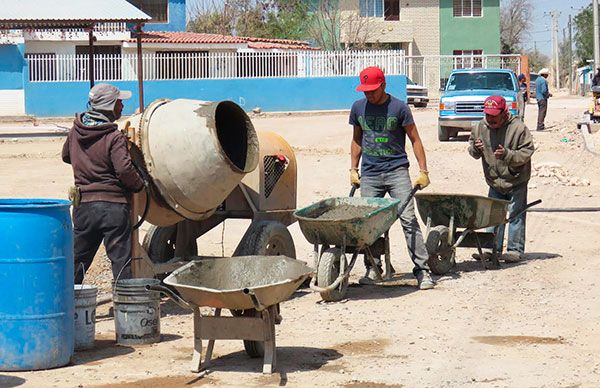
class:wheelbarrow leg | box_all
[490,226,501,267]
[262,305,277,374]
[191,307,203,373]
[365,247,383,282]
[383,230,393,280]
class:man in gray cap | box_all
[62,83,145,283]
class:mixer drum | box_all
[132,99,259,225]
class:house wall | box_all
[143,0,187,32]
[439,0,501,55]
[339,0,439,56]
[0,44,26,114]
[23,76,407,116]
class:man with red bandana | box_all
[468,96,535,263]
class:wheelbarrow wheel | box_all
[143,224,198,264]
[230,309,264,358]
[425,225,456,275]
[318,248,348,302]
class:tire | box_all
[233,220,296,258]
[231,221,295,356]
[317,248,348,302]
[415,102,428,108]
[143,224,198,264]
[425,225,455,275]
[438,125,450,141]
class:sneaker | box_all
[501,251,522,263]
[416,270,435,290]
[471,252,492,261]
[359,267,382,285]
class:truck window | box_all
[446,72,515,91]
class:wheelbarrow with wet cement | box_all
[294,187,419,302]
[415,193,541,275]
[147,255,312,374]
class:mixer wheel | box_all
[143,225,198,264]
[233,220,295,258]
[230,309,264,358]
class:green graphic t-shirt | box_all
[349,95,414,176]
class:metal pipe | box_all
[88,28,95,89]
[528,207,600,213]
[594,0,600,69]
[136,23,145,113]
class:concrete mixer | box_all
[119,98,297,278]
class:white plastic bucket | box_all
[74,284,98,350]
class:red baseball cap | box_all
[483,96,508,116]
[356,66,385,92]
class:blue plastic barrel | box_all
[0,199,74,371]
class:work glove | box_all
[350,168,360,188]
[414,170,430,190]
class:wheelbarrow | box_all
[147,255,312,374]
[415,193,541,274]
[294,187,419,302]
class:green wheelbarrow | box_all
[415,193,541,275]
[294,187,419,302]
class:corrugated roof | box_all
[130,31,316,49]
[0,0,150,29]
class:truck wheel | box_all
[233,220,295,258]
[143,224,198,264]
[317,248,349,302]
[438,125,450,141]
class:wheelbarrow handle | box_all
[349,184,358,197]
[146,284,194,310]
[507,199,542,223]
[397,185,421,216]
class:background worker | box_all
[517,73,528,120]
[468,96,535,263]
[62,83,145,283]
[349,66,434,290]
[535,68,552,131]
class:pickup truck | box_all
[438,68,524,141]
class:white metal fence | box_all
[27,51,521,98]
[26,50,405,82]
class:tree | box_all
[573,4,593,66]
[500,0,532,54]
[524,48,550,73]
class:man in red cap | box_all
[468,95,535,263]
[349,66,434,290]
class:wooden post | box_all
[520,55,530,98]
[88,27,95,89]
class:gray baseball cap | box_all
[88,83,132,111]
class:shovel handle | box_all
[507,199,542,223]
[349,185,358,197]
[146,284,194,310]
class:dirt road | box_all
[1,95,600,387]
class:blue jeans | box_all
[488,185,527,254]
[361,167,430,275]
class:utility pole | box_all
[545,11,561,89]
[569,15,573,94]
[594,0,600,69]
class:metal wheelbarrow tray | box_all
[154,255,312,375]
[294,196,404,302]
[294,197,401,247]
[163,255,312,310]
[415,193,540,275]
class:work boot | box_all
[359,267,383,285]
[501,251,522,263]
[416,270,435,290]
[471,252,493,261]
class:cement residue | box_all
[317,205,376,220]
[89,375,215,387]
[343,381,403,388]
[333,338,390,356]
[472,335,565,346]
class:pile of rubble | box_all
[531,162,591,187]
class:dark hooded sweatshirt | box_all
[62,113,144,204]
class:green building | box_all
[439,0,501,56]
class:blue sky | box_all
[512,0,591,55]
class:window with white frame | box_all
[453,0,482,17]
[453,49,483,69]
[359,0,400,21]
